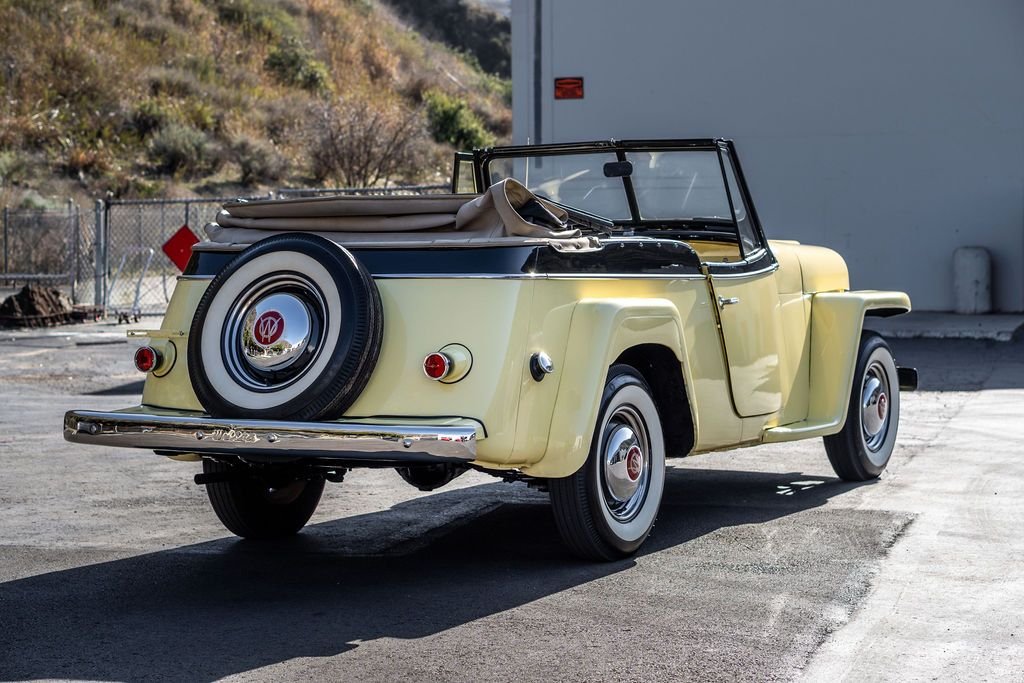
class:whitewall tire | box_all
[550,365,666,560]
[188,234,382,421]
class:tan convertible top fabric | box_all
[206,179,584,245]
[222,194,471,219]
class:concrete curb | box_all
[863,312,1024,342]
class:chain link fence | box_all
[100,196,266,318]
[2,184,452,320]
[98,184,452,317]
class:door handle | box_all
[717,296,740,309]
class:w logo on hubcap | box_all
[253,310,285,346]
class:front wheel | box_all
[823,332,901,481]
[203,459,325,539]
[549,365,666,561]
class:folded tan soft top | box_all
[222,194,470,219]
[206,179,587,247]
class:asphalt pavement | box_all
[0,322,1021,681]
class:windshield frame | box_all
[474,138,767,249]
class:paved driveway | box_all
[0,324,1020,681]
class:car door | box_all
[708,144,784,417]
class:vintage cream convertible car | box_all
[64,139,916,560]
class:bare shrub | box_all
[62,145,110,178]
[260,99,308,144]
[307,98,436,187]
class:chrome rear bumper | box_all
[63,408,478,464]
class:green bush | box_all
[15,190,55,210]
[183,100,218,132]
[181,54,217,83]
[0,151,29,186]
[105,172,164,199]
[147,123,224,177]
[131,98,171,137]
[481,73,512,106]
[264,38,332,94]
[232,138,288,184]
[110,8,187,47]
[423,89,494,150]
[147,67,203,98]
[212,0,298,41]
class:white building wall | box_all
[511,0,1024,311]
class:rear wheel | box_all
[188,233,382,421]
[395,464,468,491]
[549,365,666,561]
[203,459,325,539]
[824,332,901,481]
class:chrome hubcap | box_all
[601,406,650,522]
[242,293,312,371]
[223,275,327,391]
[861,360,891,452]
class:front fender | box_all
[763,289,910,442]
[521,298,686,478]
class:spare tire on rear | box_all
[188,233,382,421]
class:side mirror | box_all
[603,161,633,178]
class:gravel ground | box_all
[0,323,1020,681]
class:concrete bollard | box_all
[953,246,991,314]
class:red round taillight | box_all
[423,352,451,380]
[134,346,160,373]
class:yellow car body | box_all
[63,138,914,558]
[129,239,909,478]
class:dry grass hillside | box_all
[0,0,511,208]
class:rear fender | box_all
[522,298,690,478]
[140,279,208,411]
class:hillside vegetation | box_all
[0,0,511,208]
[383,0,510,77]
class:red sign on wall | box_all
[162,225,200,272]
[554,77,584,100]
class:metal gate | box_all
[1,201,90,303]
[98,197,267,317]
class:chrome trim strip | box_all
[182,272,707,281]
[126,329,186,339]
[704,262,779,279]
[545,273,706,280]
[370,273,707,280]
[372,273,539,280]
[64,409,478,462]
[192,243,245,253]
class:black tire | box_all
[188,233,382,421]
[203,459,325,539]
[549,365,666,561]
[824,332,901,481]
